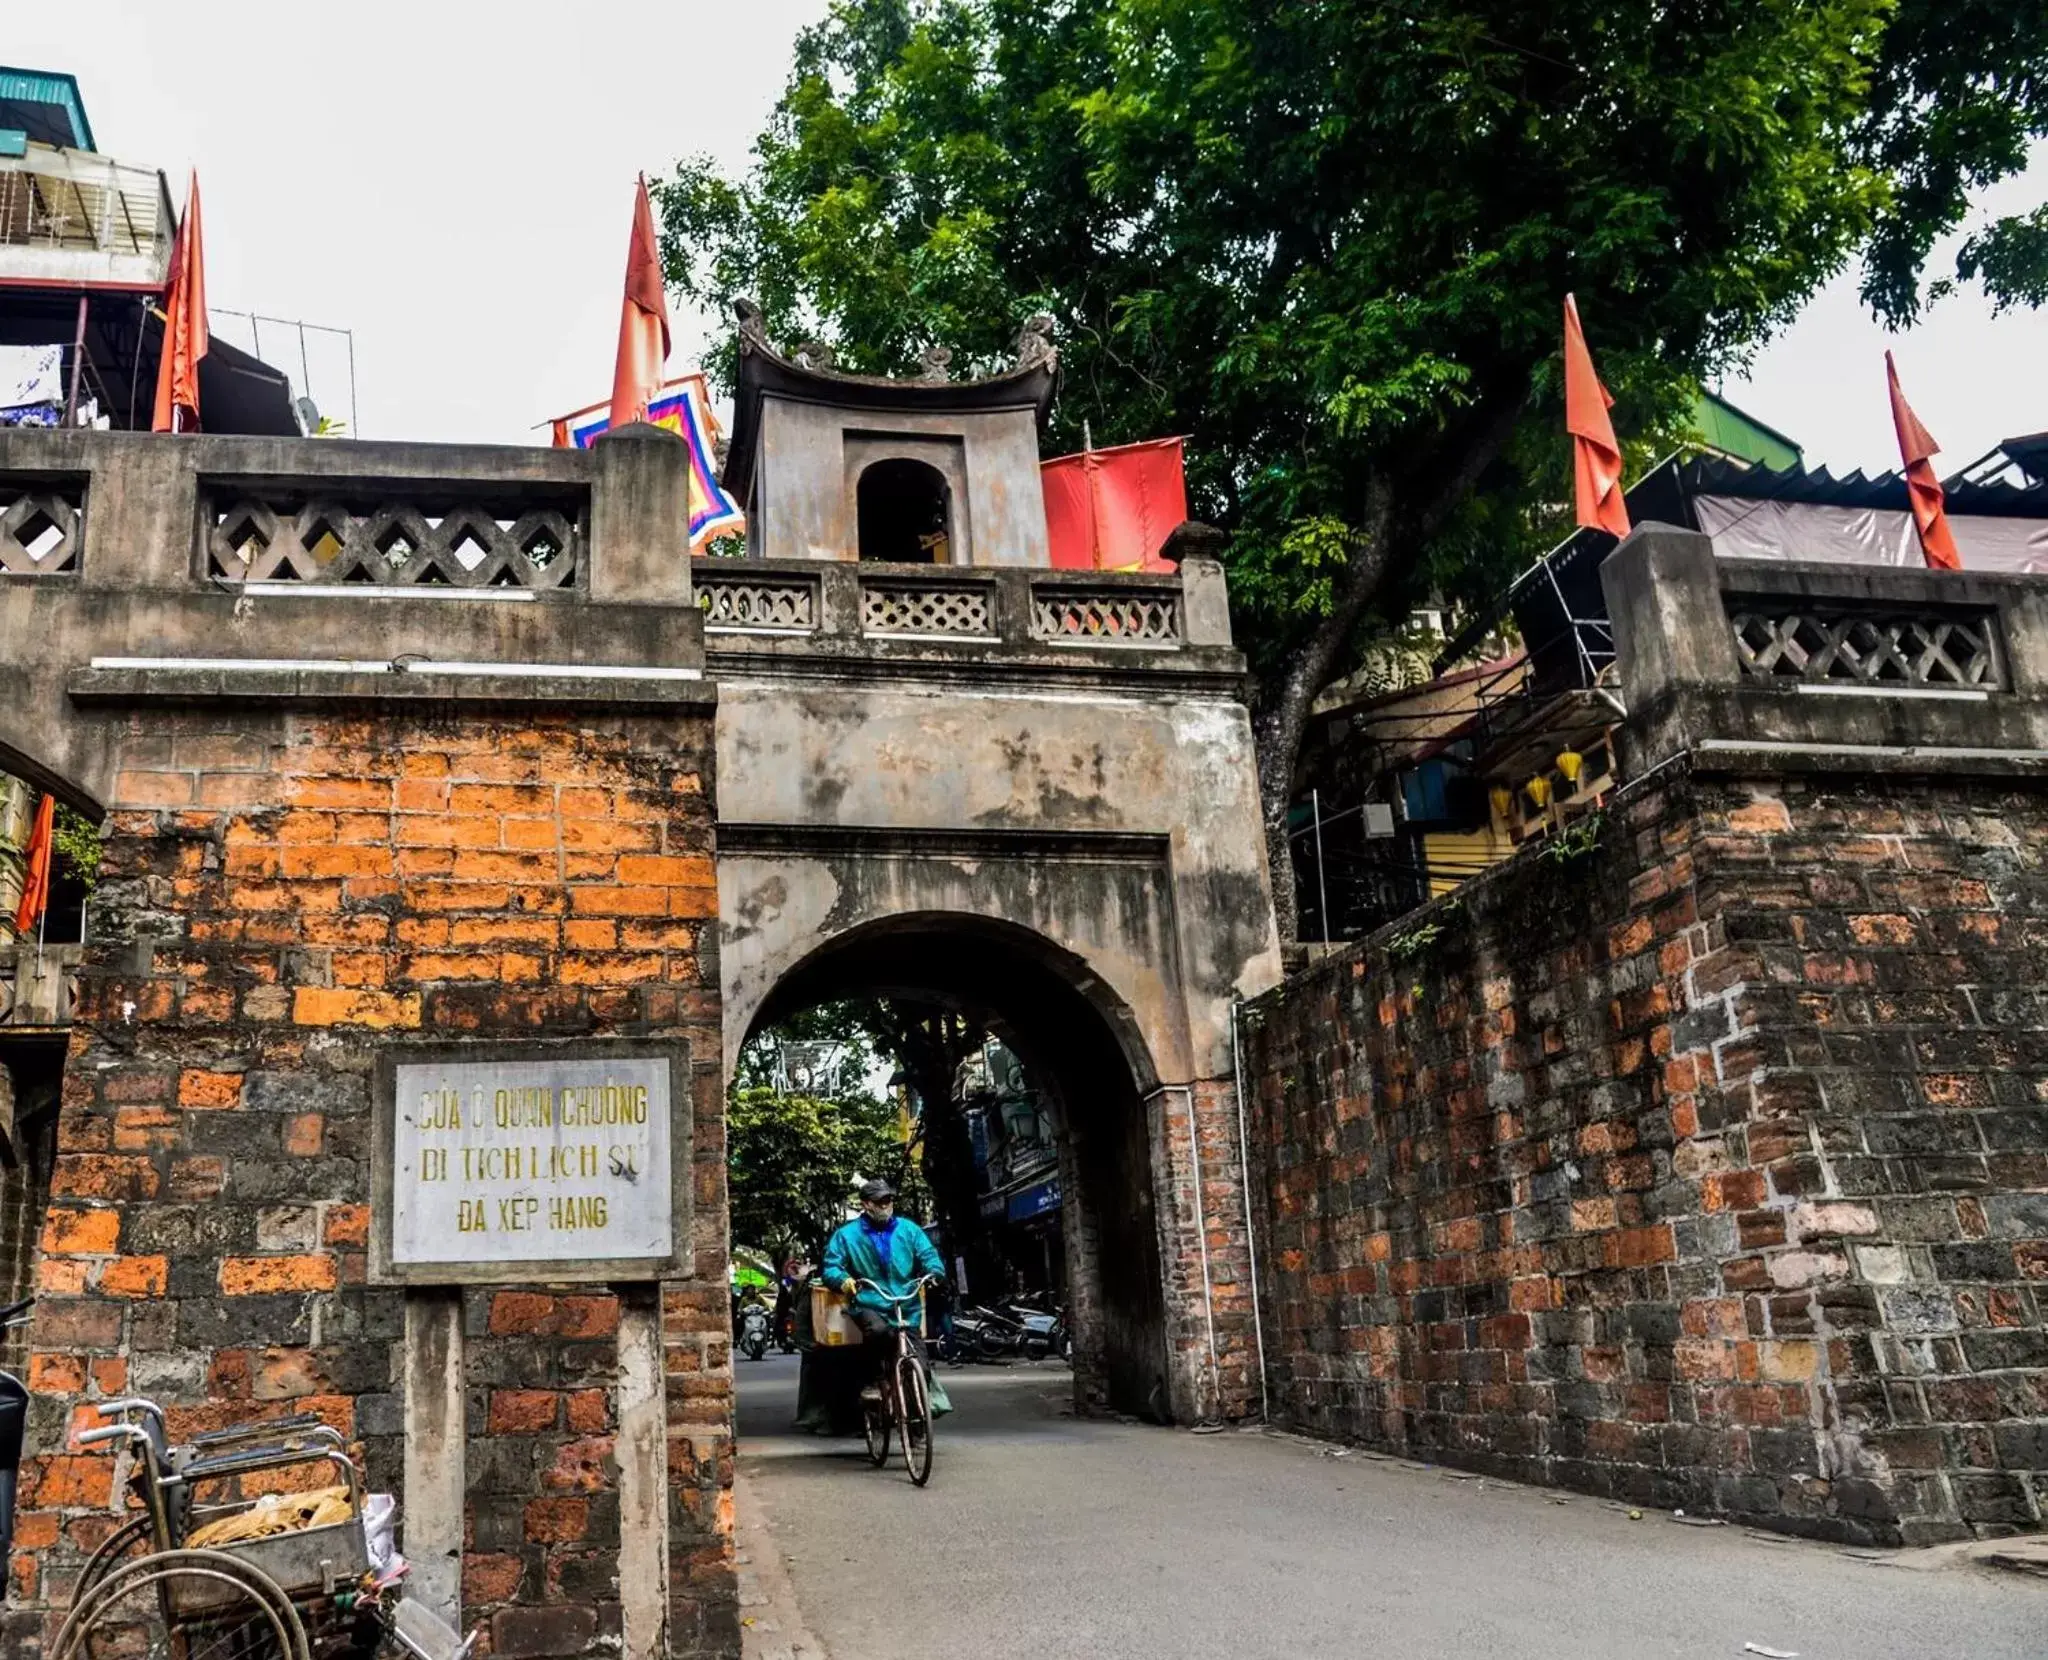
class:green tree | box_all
[727,1084,921,1260]
[658,0,2048,931]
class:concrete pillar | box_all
[616,1289,671,1660]
[403,1289,467,1629]
[590,425,696,608]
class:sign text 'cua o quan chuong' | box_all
[371,1043,691,1285]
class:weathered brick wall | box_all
[3,700,733,1656]
[1245,764,2048,1544]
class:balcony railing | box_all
[0,144,173,288]
[0,944,83,1029]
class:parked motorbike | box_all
[941,1304,1016,1362]
[0,1297,34,1584]
[1000,1300,1068,1362]
[737,1296,772,1362]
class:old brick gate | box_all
[0,331,1281,1658]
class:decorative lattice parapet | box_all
[1030,584,1183,646]
[0,428,705,810]
[0,478,82,576]
[1730,607,2003,690]
[696,566,818,633]
[1601,525,2048,778]
[205,492,584,590]
[694,556,1236,674]
[860,577,995,638]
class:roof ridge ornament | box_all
[734,297,769,349]
[1013,313,1056,370]
[919,345,953,384]
[793,340,838,372]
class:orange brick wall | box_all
[3,700,733,1658]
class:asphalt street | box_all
[734,1350,2046,1660]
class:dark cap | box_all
[858,1178,896,1204]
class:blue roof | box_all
[0,67,95,152]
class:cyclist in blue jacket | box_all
[822,1178,945,1399]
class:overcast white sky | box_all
[15,3,2047,475]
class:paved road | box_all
[735,1352,2044,1660]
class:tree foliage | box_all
[658,0,2048,929]
[727,1084,921,1259]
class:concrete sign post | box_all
[371,1040,691,1285]
[370,1039,691,1649]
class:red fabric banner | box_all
[1041,437,1188,571]
[1564,294,1630,538]
[151,175,208,433]
[609,176,673,430]
[1886,351,1962,571]
[13,793,53,938]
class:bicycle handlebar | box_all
[850,1275,940,1304]
[89,1397,166,1428]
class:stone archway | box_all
[744,912,1176,1418]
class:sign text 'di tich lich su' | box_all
[370,1042,692,1286]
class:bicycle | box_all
[44,1393,476,1658]
[852,1276,939,1487]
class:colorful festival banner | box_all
[549,373,746,551]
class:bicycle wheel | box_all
[73,1511,154,1599]
[898,1355,934,1487]
[862,1389,892,1467]
[54,1547,311,1660]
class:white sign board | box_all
[372,1044,688,1285]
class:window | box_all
[857,458,951,563]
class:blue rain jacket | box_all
[821,1214,945,1330]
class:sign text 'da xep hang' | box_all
[370,1042,692,1285]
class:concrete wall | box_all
[0,425,702,812]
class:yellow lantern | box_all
[1555,749,1585,785]
[1489,785,1513,822]
[1524,776,1552,810]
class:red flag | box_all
[12,793,54,938]
[151,174,208,433]
[1041,438,1189,571]
[1564,295,1630,537]
[1886,352,1961,571]
[608,176,673,430]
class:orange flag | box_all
[1564,295,1630,537]
[1886,352,1961,571]
[12,793,54,939]
[608,176,672,430]
[151,174,209,433]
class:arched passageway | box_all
[855,457,951,563]
[746,913,1175,1420]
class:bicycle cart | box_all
[52,1397,475,1660]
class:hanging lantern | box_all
[1555,749,1584,785]
[1524,776,1552,810]
[1489,785,1513,822]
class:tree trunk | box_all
[867,1004,991,1285]
[1250,393,1528,944]
[1253,476,1395,944]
